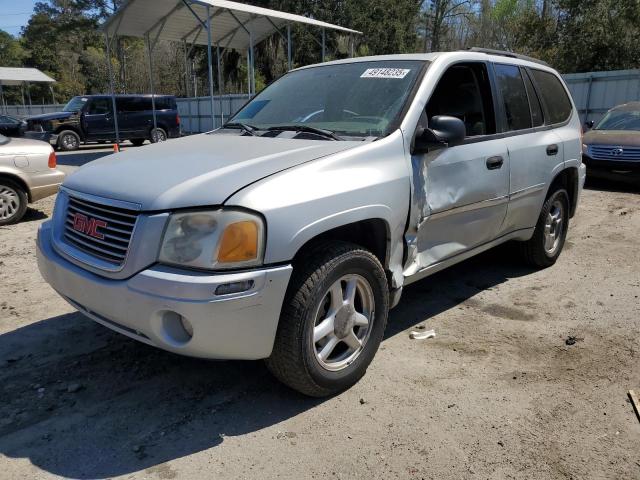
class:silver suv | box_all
[37,50,585,396]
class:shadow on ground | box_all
[0,246,534,478]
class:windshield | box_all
[63,96,89,112]
[595,109,640,131]
[230,60,426,139]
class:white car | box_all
[0,134,65,225]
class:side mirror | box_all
[585,120,594,130]
[412,115,466,154]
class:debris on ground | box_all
[410,329,436,340]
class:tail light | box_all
[176,113,181,125]
[48,150,57,168]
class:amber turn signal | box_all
[48,151,57,169]
[217,221,259,263]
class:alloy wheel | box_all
[544,199,564,255]
[312,274,375,372]
[0,185,20,221]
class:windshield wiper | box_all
[267,125,341,141]
[223,122,258,136]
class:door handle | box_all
[547,144,559,156]
[486,156,504,170]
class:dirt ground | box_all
[0,179,639,480]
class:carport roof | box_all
[0,67,56,86]
[102,0,362,51]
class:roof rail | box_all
[464,47,549,67]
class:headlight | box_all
[159,209,265,270]
[582,143,589,153]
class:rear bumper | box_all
[28,169,65,202]
[37,221,292,360]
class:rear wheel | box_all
[57,130,81,151]
[266,241,389,397]
[0,180,28,226]
[150,128,167,143]
[520,188,570,268]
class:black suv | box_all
[25,94,181,151]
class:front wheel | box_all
[266,241,389,397]
[520,188,570,268]
[57,130,81,151]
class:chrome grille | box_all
[63,195,138,266]
[588,145,640,162]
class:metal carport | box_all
[0,67,56,115]
[102,0,362,146]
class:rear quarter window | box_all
[529,69,573,125]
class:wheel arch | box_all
[547,166,579,218]
[0,171,31,202]
[54,125,83,141]
[290,216,392,283]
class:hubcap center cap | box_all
[334,304,356,339]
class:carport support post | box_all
[104,32,121,147]
[321,28,326,62]
[249,31,255,95]
[49,85,56,105]
[145,34,158,135]
[0,82,5,115]
[287,24,292,71]
[206,5,216,129]
[26,82,32,108]
[246,49,251,95]
[217,44,224,125]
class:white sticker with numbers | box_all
[361,68,411,79]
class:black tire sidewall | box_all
[150,128,167,143]
[57,130,80,151]
[299,253,388,392]
[0,180,28,226]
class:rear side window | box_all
[529,69,572,124]
[494,64,532,131]
[523,70,544,127]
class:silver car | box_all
[0,134,65,225]
[37,50,585,396]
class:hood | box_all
[27,111,75,122]
[583,129,640,147]
[64,133,361,210]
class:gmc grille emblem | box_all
[611,147,624,156]
[72,213,107,240]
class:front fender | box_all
[225,131,412,289]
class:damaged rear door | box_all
[405,61,510,275]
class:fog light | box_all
[180,317,194,338]
[215,280,254,296]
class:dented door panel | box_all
[405,139,510,276]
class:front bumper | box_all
[24,130,58,146]
[582,154,640,182]
[37,221,292,360]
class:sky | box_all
[0,0,38,37]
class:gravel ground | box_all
[0,179,639,480]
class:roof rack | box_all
[464,47,550,67]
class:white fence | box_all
[177,95,250,133]
[563,69,640,124]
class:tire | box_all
[520,188,570,268]
[0,179,28,226]
[266,241,389,397]
[57,130,81,151]
[131,138,146,147]
[150,128,167,143]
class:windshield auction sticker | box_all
[361,68,411,79]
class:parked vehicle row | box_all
[37,50,585,396]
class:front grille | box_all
[588,145,640,162]
[63,195,138,266]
